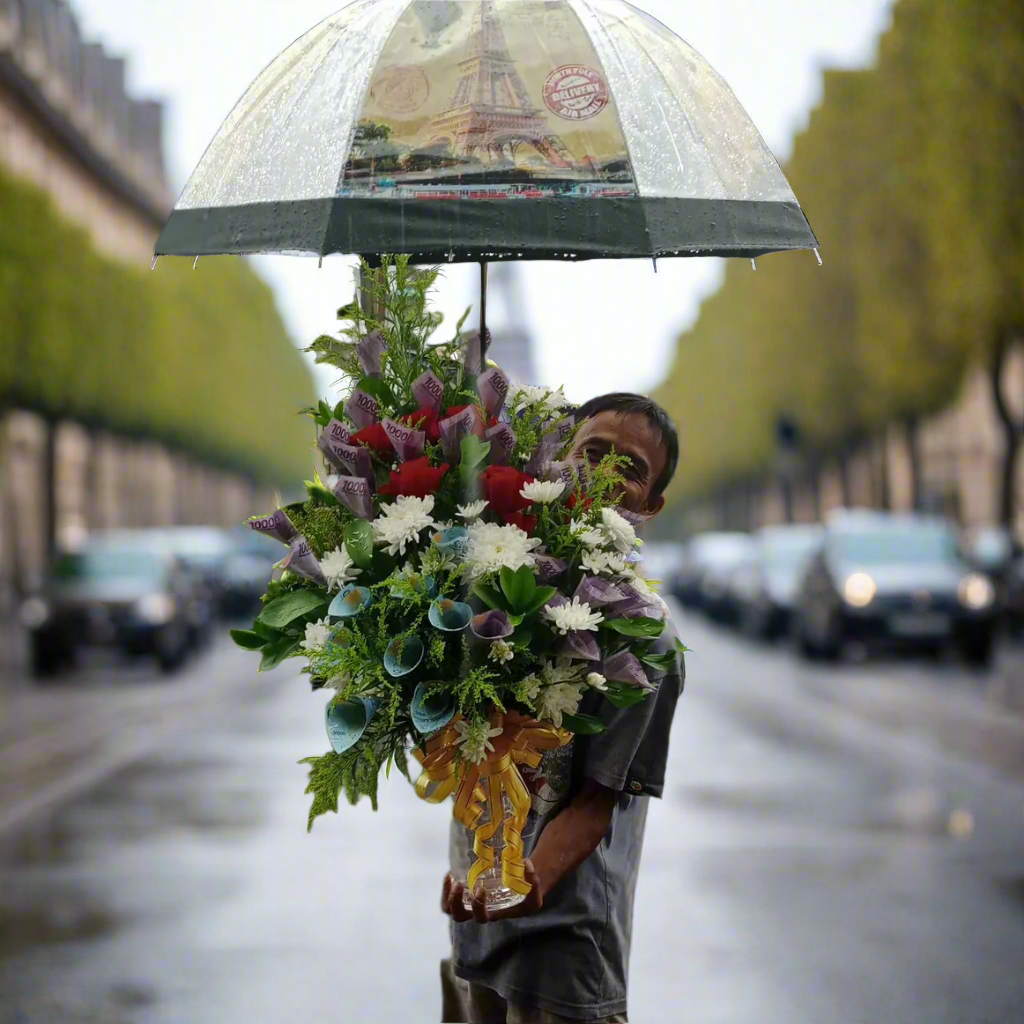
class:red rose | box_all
[502,511,537,534]
[401,407,441,443]
[479,465,534,515]
[378,457,450,498]
[350,422,392,455]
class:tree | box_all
[922,0,1024,527]
[849,0,968,509]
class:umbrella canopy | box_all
[156,0,817,263]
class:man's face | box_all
[569,411,668,516]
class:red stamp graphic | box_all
[371,64,431,115]
[543,65,609,121]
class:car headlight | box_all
[958,573,995,610]
[843,572,877,608]
[20,597,50,629]
[135,593,176,625]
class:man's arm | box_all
[441,779,617,924]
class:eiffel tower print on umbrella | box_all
[155,0,819,348]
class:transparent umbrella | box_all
[155,0,817,267]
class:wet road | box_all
[1,610,1023,1023]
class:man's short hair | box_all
[574,393,679,499]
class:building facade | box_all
[0,0,279,677]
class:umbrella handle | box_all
[479,261,489,373]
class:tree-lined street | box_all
[2,605,1022,1024]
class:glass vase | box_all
[449,782,526,913]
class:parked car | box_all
[963,525,1017,579]
[696,534,757,623]
[732,524,824,640]
[669,532,753,611]
[23,539,194,677]
[792,510,999,666]
[91,528,222,649]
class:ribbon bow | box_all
[414,711,569,895]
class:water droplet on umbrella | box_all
[150,256,159,271]
[193,256,200,270]
[750,258,757,271]
[813,248,823,266]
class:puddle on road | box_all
[679,782,970,839]
[4,754,264,871]
[0,891,118,958]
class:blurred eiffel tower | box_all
[425,0,572,168]
[487,261,540,385]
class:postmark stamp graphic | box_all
[371,64,431,115]
[543,65,609,121]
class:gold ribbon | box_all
[414,712,569,896]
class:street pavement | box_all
[0,607,1022,1024]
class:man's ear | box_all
[644,494,666,518]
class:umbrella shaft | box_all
[479,261,489,374]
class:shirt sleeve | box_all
[581,632,685,799]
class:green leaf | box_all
[345,519,374,568]
[641,651,678,672]
[511,626,534,648]
[252,619,281,642]
[259,636,301,672]
[520,586,557,617]
[602,617,666,638]
[230,628,268,651]
[472,583,508,611]
[333,400,347,421]
[602,682,649,709]
[260,590,328,629]
[561,713,606,735]
[356,375,395,405]
[675,639,691,654]
[459,438,492,496]
[500,565,536,613]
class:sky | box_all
[74,0,893,404]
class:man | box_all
[440,393,685,1024]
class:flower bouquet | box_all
[233,257,683,909]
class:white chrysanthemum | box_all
[536,682,584,728]
[542,656,587,685]
[586,672,608,691]
[457,500,489,520]
[543,597,604,635]
[520,480,565,504]
[519,673,542,702]
[488,639,515,664]
[511,383,567,414]
[300,618,331,652]
[319,546,361,592]
[600,507,639,554]
[454,719,503,764]
[581,549,628,576]
[372,495,435,556]
[464,521,542,579]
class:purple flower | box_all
[574,576,627,608]
[560,630,601,662]
[602,651,653,690]
[470,610,514,641]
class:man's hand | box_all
[440,860,545,925]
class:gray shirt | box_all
[450,620,685,1020]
